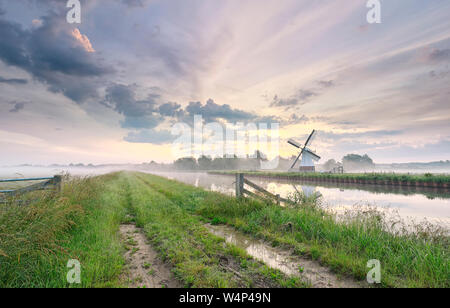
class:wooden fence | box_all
[235,173,294,205]
[0,176,62,200]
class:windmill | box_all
[288,130,321,172]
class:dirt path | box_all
[120,224,181,288]
[206,224,365,288]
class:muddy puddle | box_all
[206,224,365,288]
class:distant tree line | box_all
[322,153,375,172]
[144,152,377,172]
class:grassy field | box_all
[1,171,448,288]
[209,171,450,187]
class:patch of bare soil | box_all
[206,224,366,288]
[120,224,181,288]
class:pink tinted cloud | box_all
[71,28,95,53]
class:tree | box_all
[323,159,339,171]
[342,154,374,170]
[174,157,198,170]
[198,155,213,170]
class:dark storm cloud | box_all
[0,76,28,85]
[0,11,113,103]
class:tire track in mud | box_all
[120,224,182,288]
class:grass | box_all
[122,172,305,288]
[210,170,450,185]
[1,171,447,288]
[0,172,305,288]
[135,172,449,288]
[0,173,127,288]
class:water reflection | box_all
[206,224,362,288]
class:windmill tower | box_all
[288,130,321,172]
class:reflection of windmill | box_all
[292,184,322,198]
[288,130,321,172]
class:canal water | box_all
[150,172,450,230]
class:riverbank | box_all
[209,171,450,189]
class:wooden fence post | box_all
[53,175,62,192]
[236,173,244,198]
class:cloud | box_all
[124,128,175,145]
[428,48,450,62]
[0,76,27,85]
[103,84,158,117]
[318,130,403,141]
[0,11,112,103]
[9,101,27,113]
[270,95,300,107]
[158,102,183,117]
[119,0,155,8]
[297,89,318,101]
[121,115,162,129]
[185,99,256,122]
[102,84,163,129]
[429,70,450,80]
[71,28,95,53]
[32,19,42,27]
[270,89,318,108]
[316,80,335,88]
[284,114,309,125]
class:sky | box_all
[0,0,449,165]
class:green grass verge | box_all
[0,173,127,288]
[135,172,449,288]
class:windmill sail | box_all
[288,130,320,171]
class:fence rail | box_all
[0,176,62,198]
[235,173,294,205]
